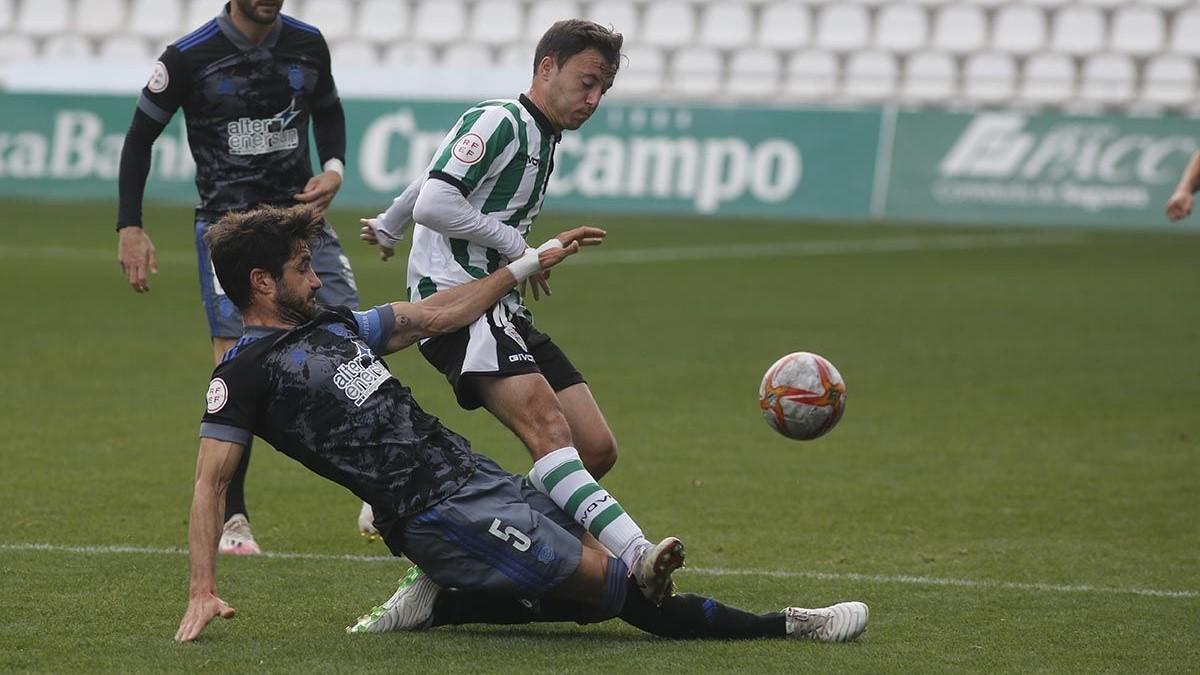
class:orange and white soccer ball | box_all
[758,352,847,440]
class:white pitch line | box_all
[2,542,1194,600]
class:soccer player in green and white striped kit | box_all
[358,20,684,614]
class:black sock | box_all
[223,439,252,522]
[618,585,787,639]
[430,591,595,627]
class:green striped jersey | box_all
[407,96,559,313]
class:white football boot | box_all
[358,502,381,542]
[346,567,441,634]
[218,514,261,555]
[631,537,686,606]
[783,602,869,642]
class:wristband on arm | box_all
[506,239,563,282]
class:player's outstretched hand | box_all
[1165,191,1193,221]
[175,592,235,643]
[294,170,343,218]
[359,217,395,261]
[118,227,158,293]
[538,226,607,271]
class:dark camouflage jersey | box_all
[137,6,337,217]
[199,306,477,524]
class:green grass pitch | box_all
[0,199,1197,673]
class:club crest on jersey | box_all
[147,61,169,93]
[226,98,302,156]
[206,378,228,413]
[452,133,486,165]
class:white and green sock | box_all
[529,446,649,569]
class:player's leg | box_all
[196,216,260,555]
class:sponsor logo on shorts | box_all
[205,378,228,413]
[508,353,536,364]
[534,542,557,564]
[452,132,486,165]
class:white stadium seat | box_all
[699,4,754,50]
[526,1,581,42]
[1077,0,1122,8]
[992,5,1046,56]
[17,0,71,37]
[468,0,523,47]
[669,46,722,98]
[42,34,93,59]
[586,1,638,43]
[185,0,222,30]
[642,2,694,49]
[843,51,897,101]
[295,0,353,43]
[1170,8,1200,56]
[758,3,811,51]
[930,5,986,55]
[413,0,466,46]
[0,0,12,33]
[129,0,184,41]
[1022,0,1070,7]
[1079,53,1135,105]
[1142,54,1196,107]
[726,48,781,99]
[1139,0,1186,8]
[98,35,153,62]
[356,0,409,44]
[815,5,870,52]
[961,0,1005,7]
[784,50,837,100]
[383,43,435,68]
[75,0,125,38]
[330,40,379,68]
[442,43,493,69]
[498,42,536,71]
[1020,52,1075,106]
[611,45,664,98]
[962,52,1016,103]
[1110,7,1165,57]
[1050,7,1106,56]
[875,5,928,54]
[902,50,957,103]
[0,33,37,62]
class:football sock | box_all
[223,438,252,522]
[529,446,648,568]
[619,585,788,639]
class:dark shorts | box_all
[194,214,359,338]
[394,455,584,599]
[419,307,586,410]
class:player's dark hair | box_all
[533,19,623,75]
[204,204,323,310]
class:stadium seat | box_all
[611,45,664,98]
[930,5,986,55]
[526,0,581,41]
[42,35,93,60]
[0,33,36,62]
[1141,54,1196,107]
[1169,8,1200,57]
[1022,0,1071,7]
[783,50,838,100]
[842,51,898,101]
[295,0,353,43]
[468,0,523,47]
[875,5,928,54]
[412,0,467,46]
[699,4,754,50]
[1079,53,1135,105]
[355,0,409,44]
[330,40,379,68]
[642,2,694,49]
[962,52,1016,103]
[960,0,1005,7]
[75,0,126,38]
[586,1,638,43]
[726,48,781,99]
[442,43,493,69]
[129,0,184,41]
[498,42,536,71]
[757,3,811,51]
[382,43,435,68]
[991,5,1046,56]
[0,0,12,33]
[902,50,956,103]
[669,46,722,98]
[1077,0,1122,8]
[98,35,153,62]
[1050,7,1106,56]
[16,0,71,37]
[185,0,221,30]
[1019,52,1075,106]
[1110,7,1165,57]
[815,5,870,53]
[1139,0,1186,8]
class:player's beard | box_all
[277,284,317,325]
[235,0,282,25]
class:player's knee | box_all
[520,404,573,452]
[579,434,618,478]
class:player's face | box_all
[275,243,321,323]
[541,49,615,131]
[234,0,283,25]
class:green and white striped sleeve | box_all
[429,105,520,195]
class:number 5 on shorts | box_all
[488,518,531,552]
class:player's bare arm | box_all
[118,227,159,293]
[1166,149,1200,221]
[176,437,246,643]
[379,226,604,353]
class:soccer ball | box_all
[758,352,847,440]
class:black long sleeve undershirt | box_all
[311,98,346,168]
[116,109,167,230]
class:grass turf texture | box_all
[0,199,1197,673]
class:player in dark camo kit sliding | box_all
[115,0,365,554]
[174,204,869,644]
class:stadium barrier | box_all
[0,92,1193,229]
